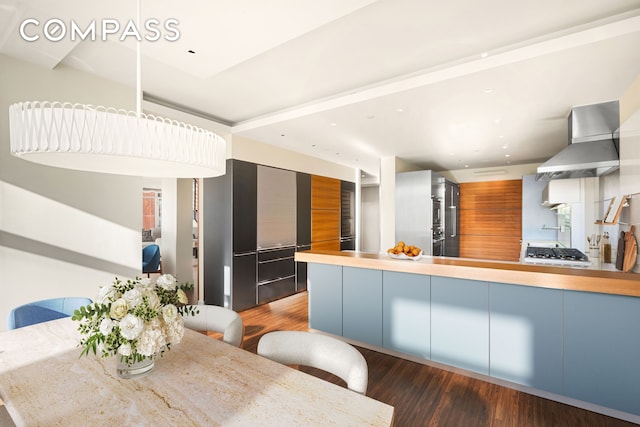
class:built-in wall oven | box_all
[432,196,444,256]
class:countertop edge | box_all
[295,251,640,297]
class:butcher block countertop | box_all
[295,250,640,297]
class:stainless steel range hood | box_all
[536,101,620,181]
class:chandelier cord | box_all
[136,0,142,116]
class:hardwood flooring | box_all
[235,291,638,427]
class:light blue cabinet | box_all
[489,283,563,394]
[343,267,383,346]
[431,277,489,375]
[382,271,430,358]
[308,263,342,336]
[564,291,640,416]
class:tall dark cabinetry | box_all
[296,172,311,291]
[203,159,257,311]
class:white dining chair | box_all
[257,330,368,394]
[181,305,244,347]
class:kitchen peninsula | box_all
[296,250,640,422]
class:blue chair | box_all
[142,244,162,277]
[8,297,93,330]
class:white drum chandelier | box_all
[9,101,226,178]
[8,2,226,178]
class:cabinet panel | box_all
[311,175,340,210]
[564,291,640,416]
[490,283,563,394]
[343,267,382,346]
[383,271,430,358]
[431,277,489,375]
[311,240,340,251]
[296,173,311,246]
[232,160,257,254]
[308,263,342,336]
[312,209,340,242]
[257,166,296,249]
[258,276,296,304]
[232,252,257,311]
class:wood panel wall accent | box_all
[459,180,522,262]
[311,175,340,251]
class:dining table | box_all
[0,318,394,426]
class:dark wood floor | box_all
[234,291,638,427]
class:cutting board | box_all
[623,225,637,273]
[616,230,626,270]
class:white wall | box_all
[231,135,356,182]
[360,185,380,252]
[0,55,142,331]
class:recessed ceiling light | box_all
[465,164,469,168]
[396,108,405,113]
[281,134,285,137]
[330,122,337,127]
[187,50,196,54]
[499,135,505,139]
[502,144,508,149]
[494,118,501,124]
[481,52,489,58]
[505,154,511,158]
[483,88,493,93]
[367,115,375,119]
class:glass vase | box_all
[116,356,154,379]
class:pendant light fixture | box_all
[8,2,226,178]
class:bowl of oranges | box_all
[387,241,422,260]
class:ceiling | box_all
[2,0,640,176]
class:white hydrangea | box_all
[164,317,184,345]
[137,319,166,356]
[119,314,144,340]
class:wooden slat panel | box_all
[312,209,340,242]
[459,210,522,236]
[459,179,522,262]
[311,175,340,210]
[311,240,340,251]
[460,236,522,262]
[460,180,523,210]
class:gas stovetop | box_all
[524,246,591,267]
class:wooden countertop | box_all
[296,250,640,297]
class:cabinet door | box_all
[383,271,430,358]
[564,291,640,416]
[232,160,257,254]
[308,263,342,335]
[343,267,382,346]
[490,283,562,393]
[431,277,489,375]
[232,252,257,311]
[296,173,311,246]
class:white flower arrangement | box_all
[73,274,198,365]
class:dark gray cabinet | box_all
[203,159,257,311]
[296,173,311,291]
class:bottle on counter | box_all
[602,232,612,263]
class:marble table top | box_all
[0,318,394,426]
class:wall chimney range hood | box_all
[536,101,620,181]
